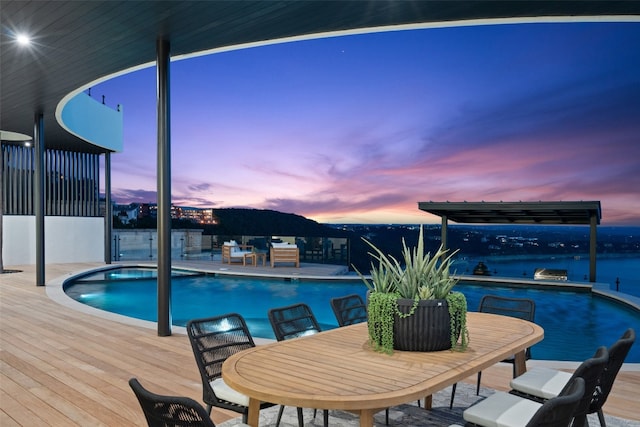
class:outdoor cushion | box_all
[271,242,295,248]
[210,378,250,406]
[463,391,542,427]
[510,366,572,399]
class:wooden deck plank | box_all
[1,262,638,426]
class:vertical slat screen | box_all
[1,144,100,216]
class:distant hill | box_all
[209,208,348,237]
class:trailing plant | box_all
[355,225,469,353]
[446,291,469,351]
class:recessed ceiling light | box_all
[16,33,31,46]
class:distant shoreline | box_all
[459,252,639,263]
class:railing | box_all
[110,230,350,266]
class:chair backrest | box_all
[589,328,635,414]
[525,377,585,427]
[129,378,216,427]
[330,294,367,326]
[566,346,609,425]
[268,303,321,341]
[186,313,255,404]
[478,295,536,321]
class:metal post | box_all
[157,38,172,336]
[589,214,597,282]
[34,113,45,286]
[104,152,112,264]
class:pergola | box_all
[417,201,602,282]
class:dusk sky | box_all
[94,21,640,225]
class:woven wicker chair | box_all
[589,328,635,427]
[450,295,536,409]
[330,294,367,326]
[186,313,278,424]
[462,376,585,427]
[268,303,328,427]
[129,377,248,427]
[510,346,609,427]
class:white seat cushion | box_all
[510,367,571,399]
[211,378,250,406]
[463,391,542,427]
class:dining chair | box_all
[330,294,367,326]
[268,303,328,427]
[511,328,635,427]
[461,376,585,427]
[450,295,536,409]
[186,313,279,425]
[589,328,635,427]
[510,346,609,427]
[129,377,251,427]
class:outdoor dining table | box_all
[222,312,544,427]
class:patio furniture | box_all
[268,303,328,427]
[589,328,635,427]
[270,243,300,267]
[510,346,609,427]
[461,376,585,427]
[450,295,536,409]
[244,252,266,266]
[129,377,250,427]
[511,328,635,427]
[221,241,253,264]
[186,314,278,424]
[222,312,544,427]
[330,294,367,326]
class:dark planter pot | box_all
[393,298,452,351]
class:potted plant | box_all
[356,225,469,354]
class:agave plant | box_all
[357,225,459,300]
[355,225,468,353]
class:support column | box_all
[157,38,172,336]
[440,215,448,252]
[104,152,112,264]
[34,113,45,286]
[589,214,597,282]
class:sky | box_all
[94,22,640,225]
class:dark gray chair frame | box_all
[186,313,277,424]
[512,346,609,427]
[588,328,635,427]
[451,295,536,409]
[331,294,368,326]
[129,377,217,427]
[268,303,328,427]
[525,376,586,427]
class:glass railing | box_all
[111,230,350,266]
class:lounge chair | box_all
[270,242,299,267]
[221,241,253,264]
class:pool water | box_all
[64,267,640,362]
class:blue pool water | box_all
[64,267,640,362]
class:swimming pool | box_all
[64,267,640,363]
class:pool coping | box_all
[47,262,640,365]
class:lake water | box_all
[456,255,640,297]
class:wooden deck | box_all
[1,262,639,426]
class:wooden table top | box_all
[222,312,543,422]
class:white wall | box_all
[2,216,104,265]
